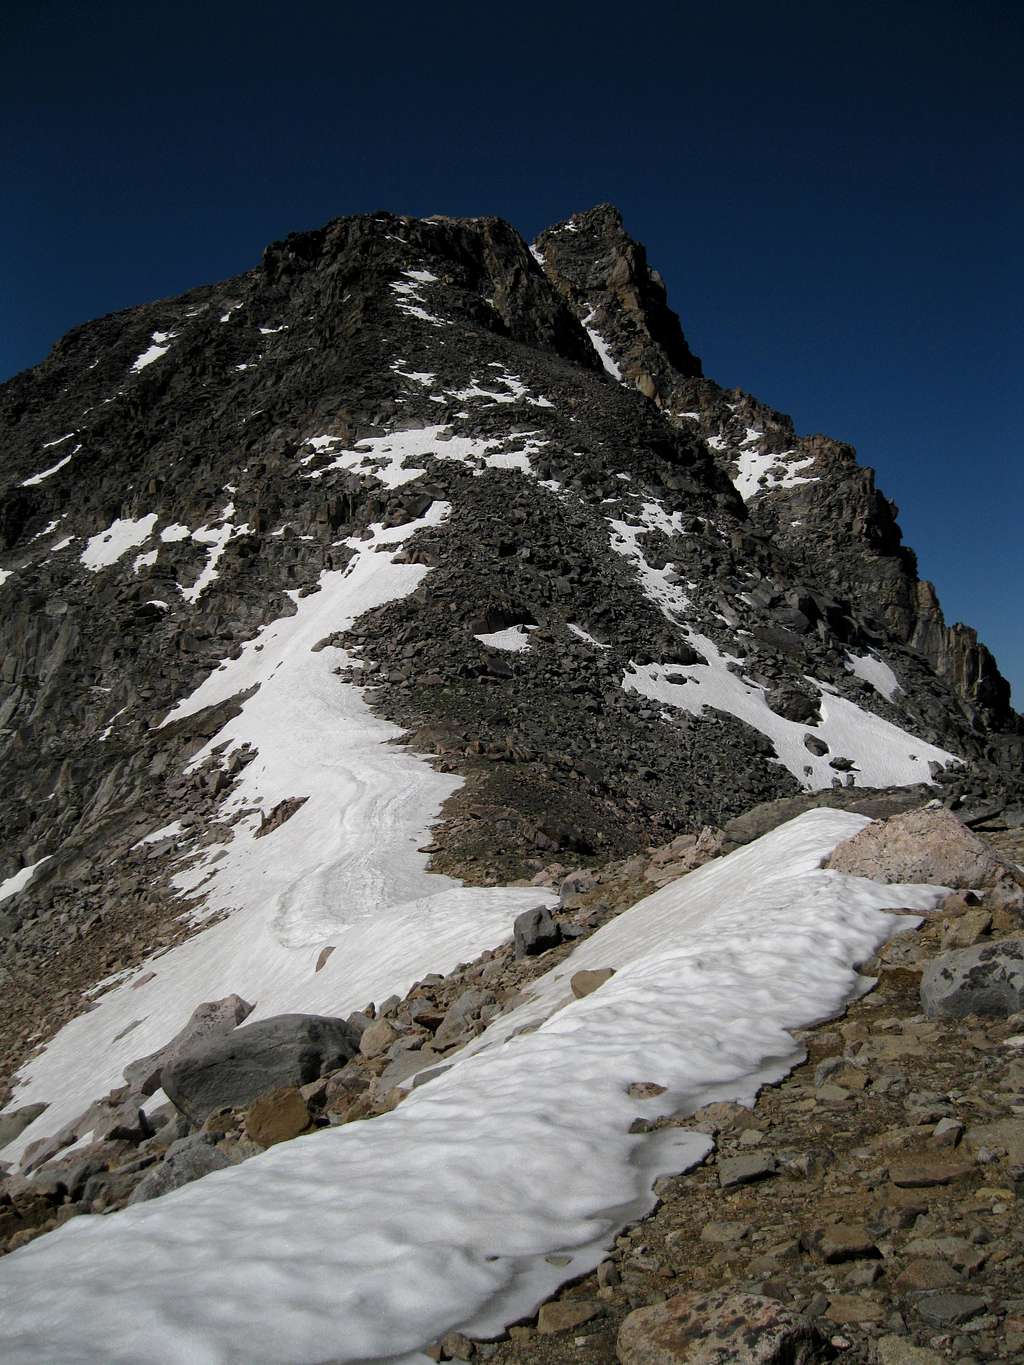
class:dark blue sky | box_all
[3,1,1021,703]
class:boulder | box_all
[127,1138,232,1204]
[123,993,255,1096]
[825,807,1022,888]
[0,1103,48,1155]
[921,938,1024,1018]
[162,1014,361,1124]
[570,967,615,999]
[513,904,561,959]
[245,1087,310,1147]
[617,1290,827,1363]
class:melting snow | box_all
[567,623,609,650]
[80,515,158,572]
[130,333,175,372]
[0,812,946,1363]
[41,432,75,449]
[622,630,958,788]
[159,524,191,543]
[581,305,623,381]
[732,447,817,502]
[391,272,448,327]
[133,820,186,849]
[474,625,536,652]
[845,651,902,701]
[21,446,80,486]
[0,858,50,905]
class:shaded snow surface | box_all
[0,810,947,1364]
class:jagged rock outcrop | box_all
[536,204,1017,731]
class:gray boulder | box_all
[162,1013,361,1124]
[128,1138,232,1204]
[123,993,255,1095]
[0,1103,48,1155]
[513,904,561,959]
[921,937,1024,1019]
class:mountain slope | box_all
[0,204,1019,1170]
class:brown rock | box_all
[876,1335,945,1364]
[824,1295,884,1323]
[618,1290,826,1363]
[889,1153,975,1187]
[244,1087,310,1147]
[571,968,615,999]
[805,1224,880,1264]
[358,1018,399,1059]
[536,1299,603,1333]
[894,1258,962,1291]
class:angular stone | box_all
[536,1299,602,1333]
[127,1141,232,1204]
[163,1013,360,1125]
[700,1220,751,1245]
[358,1018,399,1059]
[513,904,561,959]
[806,1224,880,1263]
[921,938,1024,1019]
[875,1335,945,1365]
[618,1290,826,1363]
[889,1153,974,1187]
[0,1103,49,1154]
[895,1259,962,1291]
[570,967,615,999]
[824,1294,884,1323]
[913,1292,988,1325]
[244,1087,310,1147]
[718,1152,777,1188]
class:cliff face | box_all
[536,204,1017,732]
[0,204,1019,1114]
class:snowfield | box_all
[0,810,946,1363]
[2,502,551,1166]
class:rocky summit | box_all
[0,206,1022,1363]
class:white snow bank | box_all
[623,630,958,788]
[1,502,550,1164]
[0,858,50,905]
[0,570,12,588]
[0,811,946,1364]
[845,650,902,701]
[79,515,158,572]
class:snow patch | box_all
[622,631,958,788]
[80,515,158,572]
[732,447,817,502]
[130,333,175,372]
[845,651,902,701]
[0,858,50,905]
[474,625,536,652]
[582,305,623,381]
[21,446,80,486]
